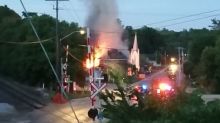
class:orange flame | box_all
[85,47,103,69]
[85,57,100,69]
[84,32,110,69]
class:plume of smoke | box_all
[85,0,128,57]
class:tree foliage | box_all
[209,19,220,30]
[1,5,220,94]
[184,22,220,93]
[124,26,166,54]
[137,26,165,54]
[195,39,220,93]
[101,87,220,123]
[0,6,86,87]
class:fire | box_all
[85,47,104,69]
[84,32,112,69]
[85,56,100,69]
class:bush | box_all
[100,87,220,123]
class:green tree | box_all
[0,6,86,88]
[183,60,193,78]
[196,38,220,93]
[188,33,215,65]
[136,26,165,54]
[101,86,220,123]
[209,19,220,30]
[123,26,135,50]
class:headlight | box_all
[142,84,147,90]
[159,83,172,91]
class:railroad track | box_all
[0,77,88,123]
[0,78,47,109]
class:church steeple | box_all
[129,33,140,71]
[133,33,138,51]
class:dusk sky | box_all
[1,0,220,31]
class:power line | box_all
[20,1,80,123]
[68,0,82,22]
[62,4,80,23]
[133,9,220,27]
[60,6,220,32]
[92,30,122,34]
[79,45,128,50]
[58,9,220,33]
[63,46,82,63]
[0,38,52,45]
[158,13,220,28]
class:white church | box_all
[129,33,140,71]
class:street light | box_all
[170,57,176,62]
[80,30,85,35]
[60,29,85,42]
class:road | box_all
[0,96,105,123]
[0,67,181,123]
[128,67,168,88]
[29,97,96,123]
[22,66,220,123]
[10,68,168,123]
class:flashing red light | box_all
[135,86,141,92]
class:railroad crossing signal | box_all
[91,83,106,99]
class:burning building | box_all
[84,0,129,72]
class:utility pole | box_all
[181,48,184,64]
[46,0,68,85]
[55,0,60,83]
[177,47,184,86]
[164,50,167,65]
[178,47,181,86]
